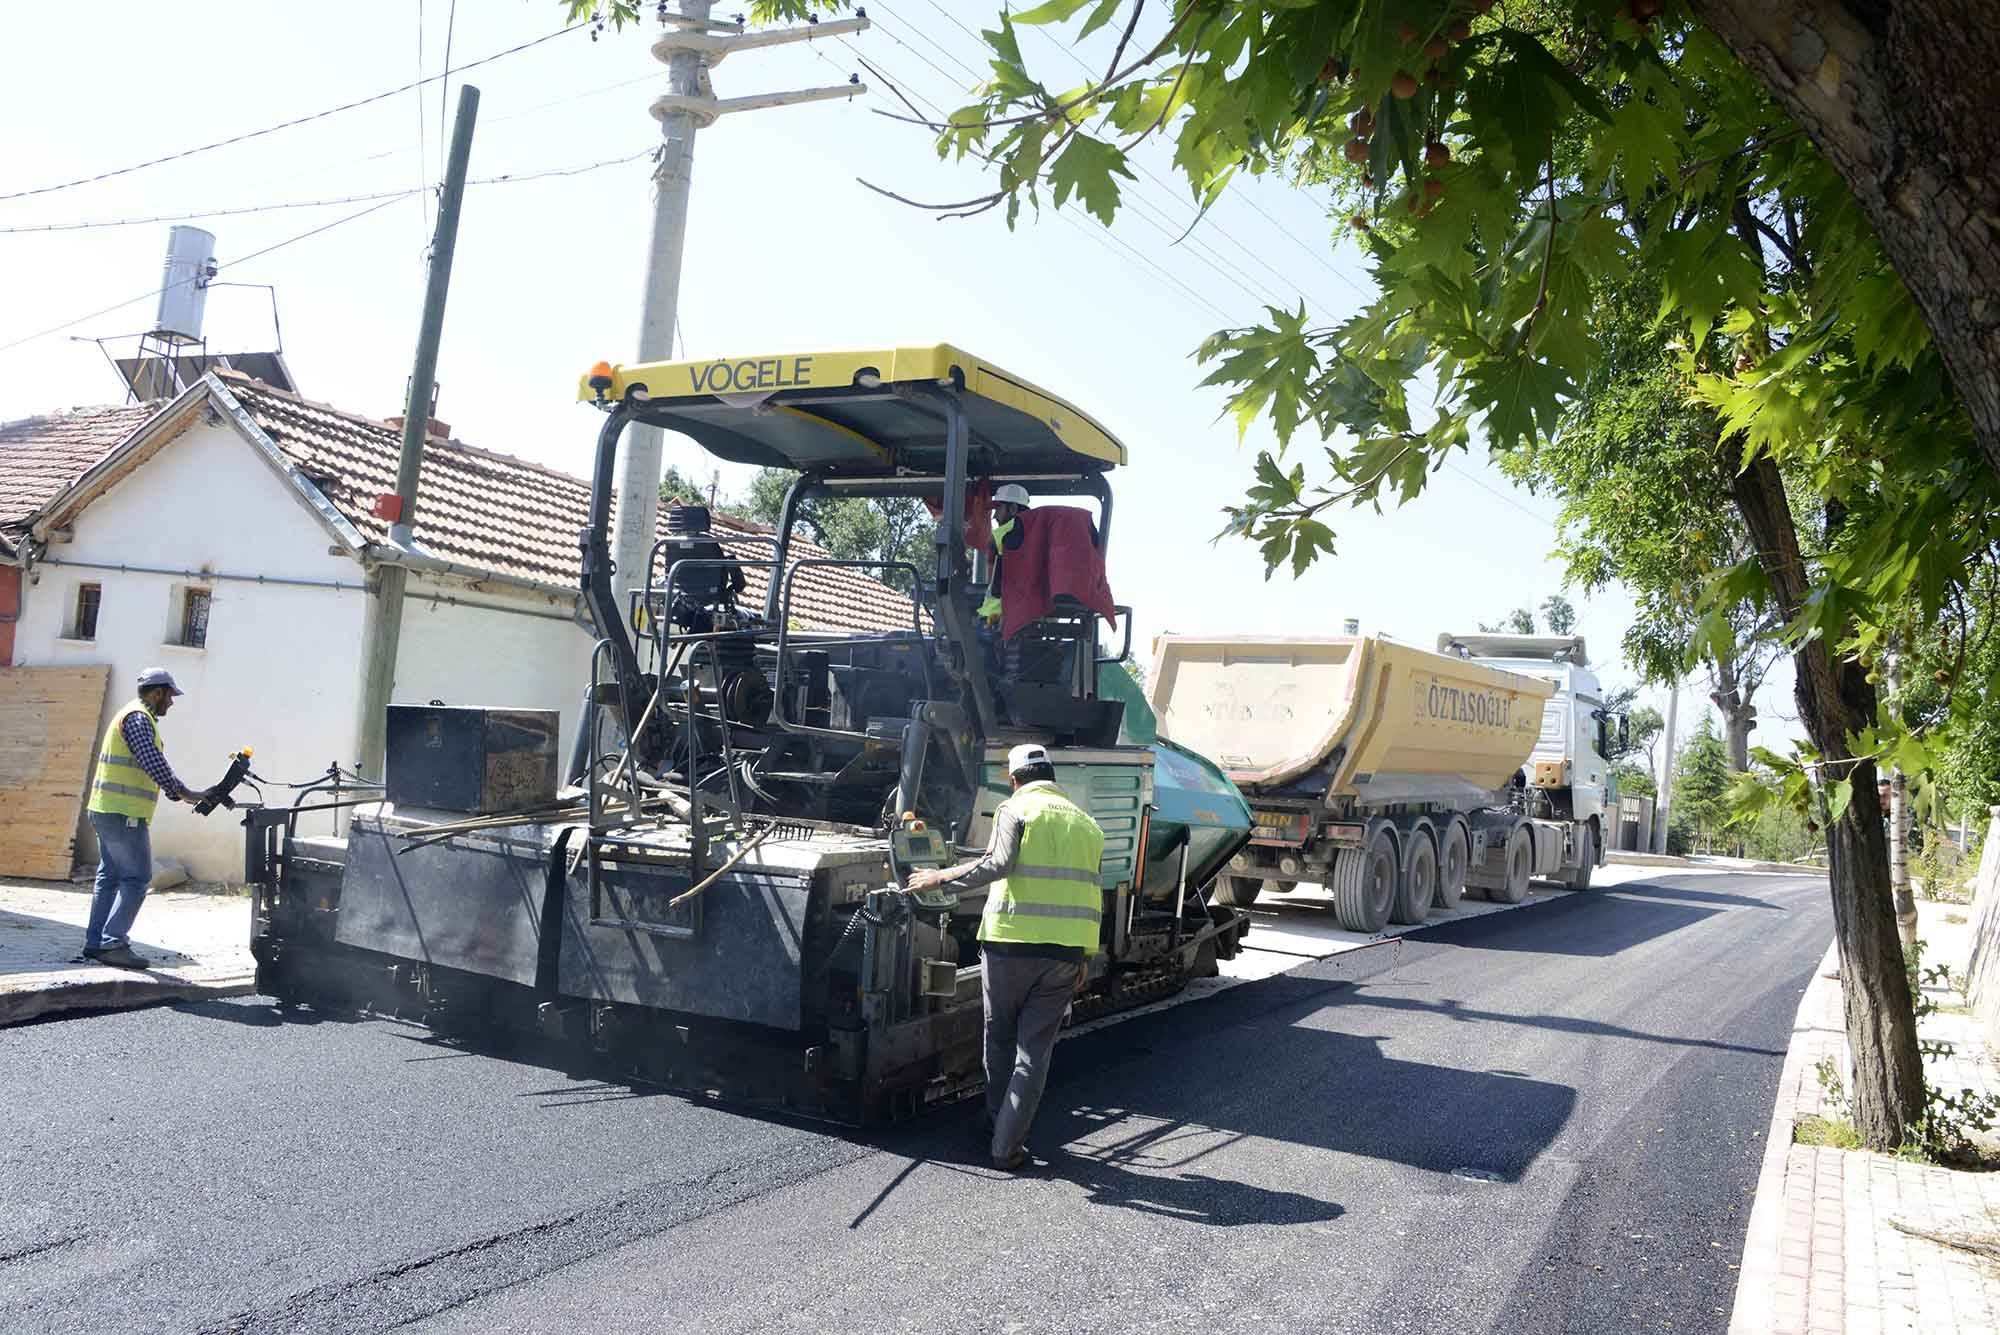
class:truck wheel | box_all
[1436,821,1470,911]
[1214,875,1264,907]
[1331,829,1395,933]
[1563,825,1596,890]
[1488,826,1534,905]
[1391,831,1437,924]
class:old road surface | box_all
[1,870,1829,1335]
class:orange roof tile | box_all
[0,402,157,532]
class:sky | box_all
[0,0,1796,779]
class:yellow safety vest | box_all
[978,517,1016,622]
[87,700,163,821]
[979,780,1106,954]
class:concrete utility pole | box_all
[610,5,870,611]
[353,85,480,781]
[1886,641,1918,949]
[1654,678,1680,853]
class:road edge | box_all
[0,970,257,1028]
[1727,935,1840,1335]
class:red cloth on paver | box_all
[924,478,993,553]
[998,506,1118,641]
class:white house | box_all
[1,371,916,881]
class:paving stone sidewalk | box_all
[0,878,254,1026]
[1732,905,2000,1334]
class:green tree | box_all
[1672,715,1733,853]
[738,467,932,591]
[1499,277,1779,771]
[1476,594,1571,636]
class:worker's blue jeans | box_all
[85,811,152,952]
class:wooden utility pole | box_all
[352,84,480,780]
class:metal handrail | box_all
[771,558,929,742]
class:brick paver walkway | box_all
[0,878,253,1025]
[1732,908,2000,1334]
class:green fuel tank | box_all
[1096,662,1252,897]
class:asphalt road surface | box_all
[0,870,1830,1335]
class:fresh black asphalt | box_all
[0,871,1830,1334]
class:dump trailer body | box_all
[1149,634,1610,933]
[1149,636,1552,800]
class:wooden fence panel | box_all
[0,665,111,880]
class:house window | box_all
[176,587,212,648]
[70,583,101,640]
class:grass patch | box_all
[1795,1115,1864,1150]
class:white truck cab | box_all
[1435,633,1623,871]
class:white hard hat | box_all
[992,483,1031,507]
[1007,743,1051,775]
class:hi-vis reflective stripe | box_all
[97,752,144,768]
[1013,863,1098,884]
[95,780,156,799]
[989,899,1101,922]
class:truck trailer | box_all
[1148,631,1625,934]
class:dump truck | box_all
[242,345,1252,1123]
[1148,631,1625,934]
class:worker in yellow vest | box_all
[975,483,1031,626]
[908,742,1105,1170]
[82,667,201,969]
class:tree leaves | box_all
[1047,132,1134,225]
[1466,354,1572,453]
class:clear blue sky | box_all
[0,0,1794,773]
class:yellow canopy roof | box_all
[579,343,1127,475]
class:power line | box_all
[439,0,461,174]
[898,0,1370,304]
[0,149,654,233]
[827,43,1234,324]
[849,33,1559,533]
[0,195,411,353]
[0,24,586,204]
[416,0,433,238]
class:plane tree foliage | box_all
[1499,275,1779,769]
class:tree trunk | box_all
[1730,452,1925,1149]
[1709,652,1756,773]
[1688,1,2000,484]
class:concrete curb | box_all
[1607,850,1823,876]
[1729,937,1840,1335]
[0,969,257,1028]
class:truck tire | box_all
[1487,826,1534,905]
[1436,820,1470,911]
[1563,824,1596,890]
[1214,875,1264,907]
[1331,829,1396,933]
[1391,831,1437,924]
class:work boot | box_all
[84,945,151,971]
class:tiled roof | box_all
[0,402,157,530]
[216,373,923,635]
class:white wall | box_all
[15,412,600,881]
[14,415,369,880]
[393,585,595,761]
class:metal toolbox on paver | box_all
[384,704,559,814]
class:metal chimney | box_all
[153,225,216,345]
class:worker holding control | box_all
[82,667,206,970]
[907,742,1104,1170]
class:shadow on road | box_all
[1056,1157,1344,1227]
[1330,991,1787,1058]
